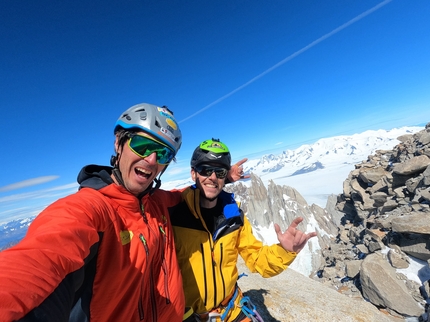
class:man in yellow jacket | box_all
[170,138,317,322]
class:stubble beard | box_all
[197,178,219,203]
[201,192,217,202]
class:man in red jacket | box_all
[0,103,187,321]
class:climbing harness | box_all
[218,286,264,322]
[238,296,264,322]
[183,281,265,322]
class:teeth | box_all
[136,167,151,175]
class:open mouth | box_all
[135,167,152,179]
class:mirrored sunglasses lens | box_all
[129,136,174,165]
[156,149,175,165]
[200,168,214,177]
[215,169,228,179]
[197,166,227,179]
[129,136,149,157]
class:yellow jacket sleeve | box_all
[238,216,297,278]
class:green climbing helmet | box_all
[190,138,231,169]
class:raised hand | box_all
[227,158,250,182]
[275,217,317,253]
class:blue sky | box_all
[1,0,430,222]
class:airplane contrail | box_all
[179,0,392,123]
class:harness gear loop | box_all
[239,297,264,322]
[193,285,265,322]
[220,287,240,321]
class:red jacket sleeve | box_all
[0,192,104,321]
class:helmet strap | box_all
[149,165,169,195]
[111,150,124,185]
[112,167,125,187]
[150,178,161,195]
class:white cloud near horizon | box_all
[0,176,60,192]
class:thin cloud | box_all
[0,182,80,224]
[0,207,42,224]
[179,0,392,123]
[0,176,60,192]
[0,183,78,203]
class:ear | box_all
[191,168,197,182]
[114,135,121,154]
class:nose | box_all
[208,171,218,180]
[144,152,158,164]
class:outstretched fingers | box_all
[288,217,304,231]
[234,158,248,168]
[227,158,250,182]
[276,217,317,253]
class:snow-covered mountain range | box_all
[164,126,423,207]
[0,217,35,250]
[0,126,423,250]
[237,127,424,207]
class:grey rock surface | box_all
[236,257,401,322]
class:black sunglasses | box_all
[194,165,228,179]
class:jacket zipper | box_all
[138,234,148,320]
[206,231,219,309]
[138,201,158,322]
[211,243,217,309]
[159,225,171,304]
[139,233,158,321]
[219,243,225,301]
[201,243,208,306]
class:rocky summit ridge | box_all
[227,123,430,321]
[317,122,430,319]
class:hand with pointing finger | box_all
[275,217,317,253]
[227,158,250,182]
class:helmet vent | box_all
[139,111,147,121]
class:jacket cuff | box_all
[275,243,297,265]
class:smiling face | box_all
[114,131,166,196]
[191,164,226,208]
